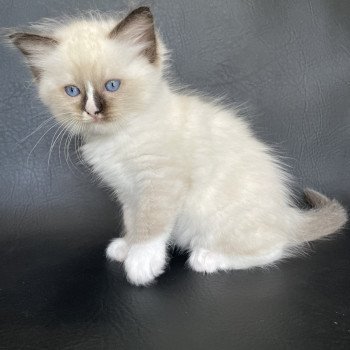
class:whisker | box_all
[58,126,70,166]
[26,122,59,166]
[62,120,81,174]
[74,125,87,167]
[64,130,76,173]
[70,122,85,168]
[24,111,85,169]
[21,111,78,144]
[20,116,56,143]
[47,123,68,169]
[57,119,79,166]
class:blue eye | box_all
[105,79,121,92]
[64,85,80,97]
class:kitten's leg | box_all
[121,184,184,286]
[124,234,170,286]
[189,246,285,273]
[186,200,288,273]
[106,205,134,262]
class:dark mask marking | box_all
[93,90,104,114]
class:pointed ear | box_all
[109,6,158,63]
[7,32,58,79]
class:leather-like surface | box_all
[1,1,349,349]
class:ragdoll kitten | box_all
[6,7,347,286]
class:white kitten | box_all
[7,7,347,286]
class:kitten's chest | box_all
[81,137,137,197]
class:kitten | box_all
[6,7,347,286]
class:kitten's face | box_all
[8,7,164,135]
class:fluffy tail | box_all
[296,188,348,243]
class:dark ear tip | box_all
[0,28,18,46]
[8,32,21,43]
[0,28,13,39]
[131,6,153,18]
[8,33,17,40]
[3,31,27,44]
[4,32,27,48]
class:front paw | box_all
[106,238,129,262]
[124,237,168,286]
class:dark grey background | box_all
[1,1,349,349]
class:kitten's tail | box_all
[296,188,348,243]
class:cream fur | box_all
[7,10,347,286]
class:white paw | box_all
[106,238,129,262]
[189,248,225,273]
[124,237,168,286]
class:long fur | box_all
[5,8,348,285]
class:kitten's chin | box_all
[81,119,119,136]
[77,112,118,135]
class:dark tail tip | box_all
[304,188,331,208]
[300,188,348,242]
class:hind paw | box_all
[189,248,227,273]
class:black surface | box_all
[1,1,350,349]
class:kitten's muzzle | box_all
[83,109,105,123]
[83,89,105,120]
[85,107,102,117]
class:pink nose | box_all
[85,97,102,116]
[85,107,101,116]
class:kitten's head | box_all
[7,7,167,135]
